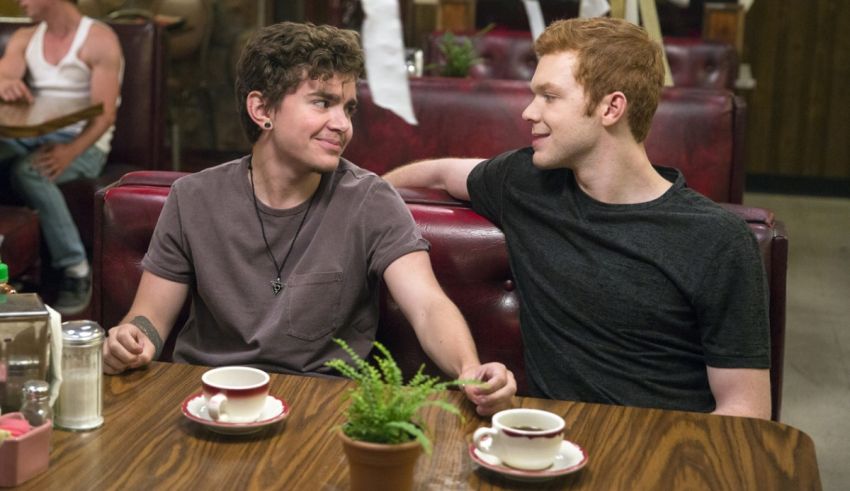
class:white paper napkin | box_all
[46,305,63,407]
[522,1,546,41]
[361,0,417,125]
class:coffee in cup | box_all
[472,408,565,470]
[201,366,270,423]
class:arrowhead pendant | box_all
[271,278,283,295]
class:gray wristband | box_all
[129,315,164,361]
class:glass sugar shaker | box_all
[54,320,105,431]
[20,379,53,427]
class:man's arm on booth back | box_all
[383,158,483,201]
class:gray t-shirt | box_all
[142,156,429,374]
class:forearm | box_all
[63,111,116,159]
[117,271,188,343]
[104,272,185,372]
[384,251,481,377]
[409,296,481,378]
[118,308,172,347]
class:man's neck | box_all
[571,140,672,205]
[42,3,82,36]
[249,154,322,210]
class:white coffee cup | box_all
[472,408,565,470]
[201,366,270,423]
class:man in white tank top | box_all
[0,0,123,315]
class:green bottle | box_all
[0,260,16,295]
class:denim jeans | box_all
[0,130,106,269]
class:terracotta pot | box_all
[338,428,423,491]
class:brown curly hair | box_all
[535,18,664,142]
[235,22,364,143]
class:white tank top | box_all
[25,16,116,153]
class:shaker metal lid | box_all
[22,379,50,396]
[61,320,105,345]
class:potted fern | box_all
[325,338,466,491]
[430,24,495,77]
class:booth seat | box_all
[92,171,787,421]
[0,18,168,253]
[426,31,738,89]
[346,78,746,204]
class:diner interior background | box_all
[0,0,846,488]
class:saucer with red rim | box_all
[181,392,290,435]
[468,435,588,482]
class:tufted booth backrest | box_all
[345,78,746,204]
[93,171,787,421]
[0,18,168,251]
[426,31,738,89]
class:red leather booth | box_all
[345,78,746,204]
[426,31,738,89]
[0,18,168,254]
[92,171,787,421]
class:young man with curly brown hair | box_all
[102,22,515,416]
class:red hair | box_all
[535,17,664,142]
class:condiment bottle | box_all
[20,380,53,427]
[0,260,16,294]
[54,320,104,430]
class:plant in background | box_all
[325,338,465,454]
[431,24,495,78]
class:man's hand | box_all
[33,143,77,180]
[0,79,32,103]
[102,323,156,374]
[460,362,516,416]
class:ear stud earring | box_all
[263,120,272,129]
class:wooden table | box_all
[17,362,821,490]
[0,97,103,138]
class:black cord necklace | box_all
[248,162,316,296]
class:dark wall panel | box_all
[745,0,850,179]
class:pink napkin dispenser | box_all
[0,413,51,487]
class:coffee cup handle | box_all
[473,427,499,454]
[207,393,227,421]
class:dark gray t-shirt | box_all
[142,156,429,374]
[468,148,770,412]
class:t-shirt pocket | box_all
[285,271,343,341]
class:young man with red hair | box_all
[385,18,771,418]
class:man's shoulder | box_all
[482,147,533,169]
[667,188,753,239]
[80,19,122,63]
[333,159,387,192]
[336,158,379,181]
[13,25,37,37]
[331,159,410,213]
[470,147,533,184]
[173,158,246,194]
[6,25,37,51]
[87,18,118,40]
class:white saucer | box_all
[468,436,588,482]
[181,392,290,435]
